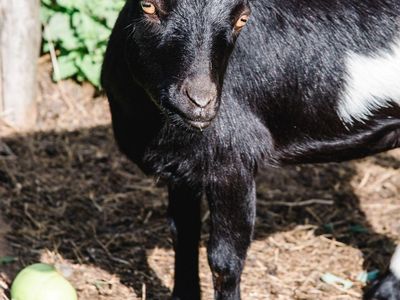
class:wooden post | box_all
[0,0,41,130]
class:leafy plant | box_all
[41,0,125,87]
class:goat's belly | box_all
[276,118,400,165]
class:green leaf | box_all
[349,224,369,234]
[56,0,86,11]
[45,13,81,50]
[42,42,51,53]
[0,256,17,265]
[321,273,353,290]
[40,5,54,24]
[41,0,53,7]
[356,270,380,284]
[102,10,120,29]
[40,0,124,88]
[61,35,82,51]
[76,73,86,82]
[87,2,124,26]
[45,13,72,41]
[72,12,111,51]
[75,55,101,87]
[53,53,79,81]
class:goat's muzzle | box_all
[178,75,218,129]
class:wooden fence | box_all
[0,0,41,130]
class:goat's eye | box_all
[140,1,156,15]
[234,15,249,31]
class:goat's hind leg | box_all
[365,246,400,300]
[168,183,202,300]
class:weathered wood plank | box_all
[0,3,4,117]
[0,0,41,129]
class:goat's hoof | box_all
[364,272,400,300]
[171,293,201,300]
[171,297,200,300]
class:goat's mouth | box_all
[161,98,215,130]
[184,118,212,129]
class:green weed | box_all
[41,0,125,87]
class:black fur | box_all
[102,0,400,299]
[365,272,400,300]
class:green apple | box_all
[11,263,77,300]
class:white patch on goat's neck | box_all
[338,38,400,125]
[390,246,400,279]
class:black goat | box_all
[102,0,400,299]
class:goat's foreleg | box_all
[206,175,256,300]
[168,183,202,300]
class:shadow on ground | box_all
[0,124,398,299]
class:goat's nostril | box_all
[185,88,216,108]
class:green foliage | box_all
[41,0,125,87]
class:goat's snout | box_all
[182,75,217,109]
[170,75,219,129]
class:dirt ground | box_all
[0,61,399,300]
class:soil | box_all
[0,60,399,300]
